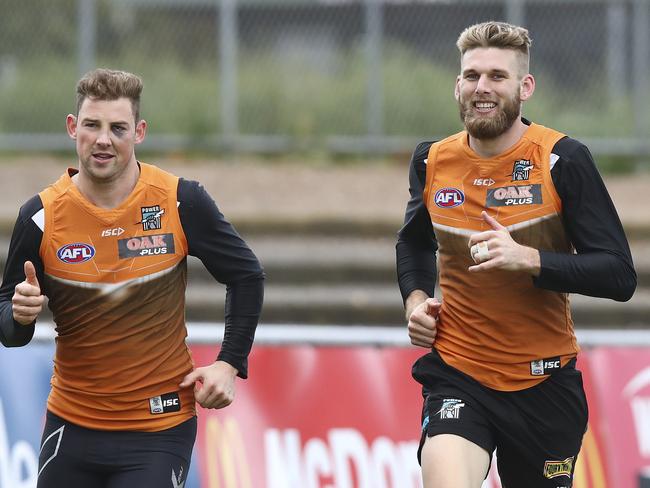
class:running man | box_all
[396,21,636,488]
[0,68,264,487]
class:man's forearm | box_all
[0,302,35,347]
[404,290,430,320]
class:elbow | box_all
[251,268,265,285]
[0,319,36,347]
[612,269,637,302]
[252,258,265,282]
[3,339,30,348]
[0,333,33,348]
[243,263,266,283]
[613,279,637,302]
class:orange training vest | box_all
[423,123,578,391]
[39,163,195,431]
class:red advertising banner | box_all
[193,346,425,488]
[587,348,650,488]
[190,345,641,488]
[574,355,610,488]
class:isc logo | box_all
[149,393,181,414]
[473,178,495,186]
[434,188,465,208]
[57,243,95,264]
[101,227,125,237]
[530,357,562,376]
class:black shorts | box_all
[412,350,588,488]
[37,411,196,488]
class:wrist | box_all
[405,290,429,320]
[524,247,541,276]
[216,360,239,376]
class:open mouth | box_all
[473,101,497,113]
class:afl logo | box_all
[434,188,465,208]
[57,243,95,264]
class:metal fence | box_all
[1,0,649,157]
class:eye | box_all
[112,125,127,134]
[465,73,479,81]
[84,122,97,128]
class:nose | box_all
[96,129,112,146]
[475,74,491,94]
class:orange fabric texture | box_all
[423,123,579,391]
[38,163,195,431]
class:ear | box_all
[519,74,535,101]
[454,75,461,101]
[134,119,147,144]
[66,114,77,140]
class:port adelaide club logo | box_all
[434,188,465,208]
[509,159,534,181]
[138,205,165,231]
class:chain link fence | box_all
[0,0,649,160]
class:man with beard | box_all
[396,21,636,488]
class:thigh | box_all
[37,412,107,488]
[421,434,490,488]
[496,362,588,488]
[413,351,496,463]
[107,416,197,488]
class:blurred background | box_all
[0,0,649,163]
[0,1,649,487]
[0,0,647,329]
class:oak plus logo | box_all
[118,233,175,258]
[486,184,542,207]
[434,188,465,208]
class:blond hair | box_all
[457,21,531,74]
[76,68,143,122]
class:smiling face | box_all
[66,97,146,185]
[455,47,534,140]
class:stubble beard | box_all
[459,92,521,140]
[79,153,127,186]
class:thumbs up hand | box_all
[12,261,44,325]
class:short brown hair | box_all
[75,68,143,122]
[457,21,531,74]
